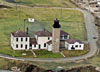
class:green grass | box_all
[0,6,85,57]
[33,49,88,58]
[3,0,76,8]
[0,47,34,58]
[34,50,63,58]
[62,50,88,57]
[23,7,85,40]
[12,50,34,58]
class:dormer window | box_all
[64,36,67,39]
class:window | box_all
[21,44,23,48]
[34,45,36,48]
[75,45,78,47]
[16,38,18,42]
[61,36,63,39]
[21,38,23,41]
[25,45,27,49]
[16,44,18,48]
[30,43,32,47]
[64,36,67,39]
[26,38,27,41]
[48,37,50,40]
[44,43,46,47]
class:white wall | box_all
[11,34,14,47]
[65,42,84,50]
[11,34,30,50]
[97,0,100,5]
[37,36,52,49]
[47,44,52,51]
[32,44,38,49]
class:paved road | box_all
[0,1,99,62]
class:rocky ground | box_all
[6,62,99,72]
[24,64,99,72]
[0,59,98,72]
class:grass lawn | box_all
[62,50,88,57]
[34,50,63,58]
[0,6,85,57]
[12,50,34,58]
[22,7,85,40]
[2,0,76,8]
[0,47,34,58]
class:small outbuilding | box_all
[65,39,84,50]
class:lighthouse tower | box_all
[52,18,61,53]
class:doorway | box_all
[71,46,75,50]
[25,45,27,49]
[39,44,41,49]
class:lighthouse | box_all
[52,18,61,53]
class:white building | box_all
[11,29,70,51]
[65,39,84,50]
[11,19,84,51]
[33,30,69,51]
[33,30,52,50]
[11,30,30,50]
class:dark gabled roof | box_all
[60,30,69,36]
[66,39,83,44]
[30,38,37,45]
[11,30,29,37]
[34,30,69,37]
[47,40,66,45]
[34,30,52,37]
